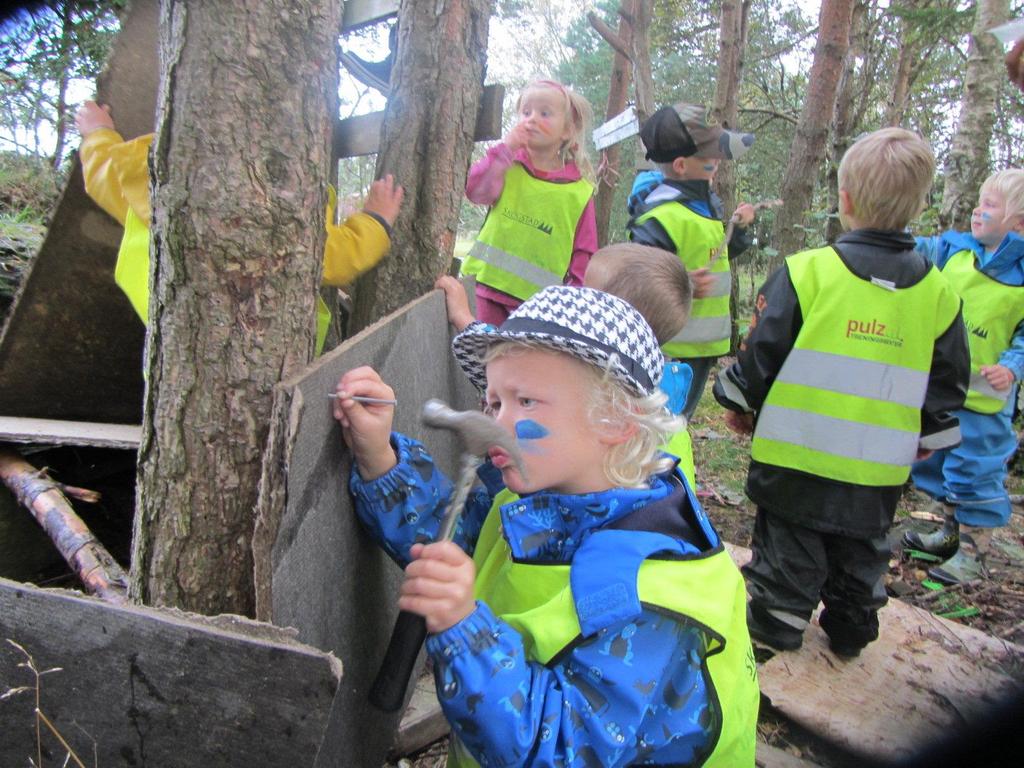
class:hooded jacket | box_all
[350,434,759,767]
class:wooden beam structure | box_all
[0,417,141,449]
[341,0,398,32]
[333,83,505,157]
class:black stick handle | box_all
[368,609,428,712]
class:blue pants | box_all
[911,402,1017,528]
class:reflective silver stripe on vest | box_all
[467,241,563,288]
[702,271,731,298]
[716,370,752,412]
[775,348,928,408]
[670,314,731,344]
[919,425,962,451]
[756,405,919,466]
[969,371,1011,403]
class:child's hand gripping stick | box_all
[368,399,525,712]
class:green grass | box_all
[0,212,44,317]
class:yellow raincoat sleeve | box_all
[78,129,153,227]
[322,185,392,287]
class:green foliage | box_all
[0,1,121,166]
[0,210,44,320]
[0,150,61,219]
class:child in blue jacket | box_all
[904,169,1024,584]
[332,286,759,767]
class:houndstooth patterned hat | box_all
[452,286,663,397]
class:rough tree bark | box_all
[771,0,855,267]
[710,0,751,219]
[825,0,867,243]
[940,0,1009,231]
[885,0,923,127]
[131,0,343,615]
[711,0,751,353]
[631,0,655,122]
[348,0,490,332]
[588,1,636,246]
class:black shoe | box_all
[828,640,863,659]
[747,611,803,652]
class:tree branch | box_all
[0,448,128,605]
[738,106,799,125]
[588,11,631,59]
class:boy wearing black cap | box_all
[629,103,755,418]
[333,285,759,767]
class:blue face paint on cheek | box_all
[980,212,993,221]
[515,419,549,440]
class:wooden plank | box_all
[0,0,157,423]
[252,289,480,768]
[755,743,823,768]
[333,83,505,158]
[0,577,341,766]
[725,543,1024,764]
[0,416,141,449]
[341,0,398,32]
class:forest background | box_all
[1,0,1024,623]
[2,5,1024,762]
[4,0,1024,326]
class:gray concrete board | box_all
[0,577,341,767]
[254,289,478,766]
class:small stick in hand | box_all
[709,198,783,265]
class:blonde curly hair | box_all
[484,341,682,488]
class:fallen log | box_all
[0,447,128,604]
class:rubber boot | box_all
[903,503,959,559]
[928,525,993,585]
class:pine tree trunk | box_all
[130,0,343,615]
[592,1,636,247]
[712,0,750,352]
[348,0,490,331]
[885,0,919,128]
[771,0,854,268]
[631,0,655,123]
[710,0,750,217]
[825,1,867,243]
[940,0,1010,231]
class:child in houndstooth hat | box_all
[332,285,759,767]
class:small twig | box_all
[915,580,983,603]
[36,709,88,768]
[55,484,101,504]
[709,198,783,264]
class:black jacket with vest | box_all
[713,229,970,537]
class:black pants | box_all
[742,508,889,651]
